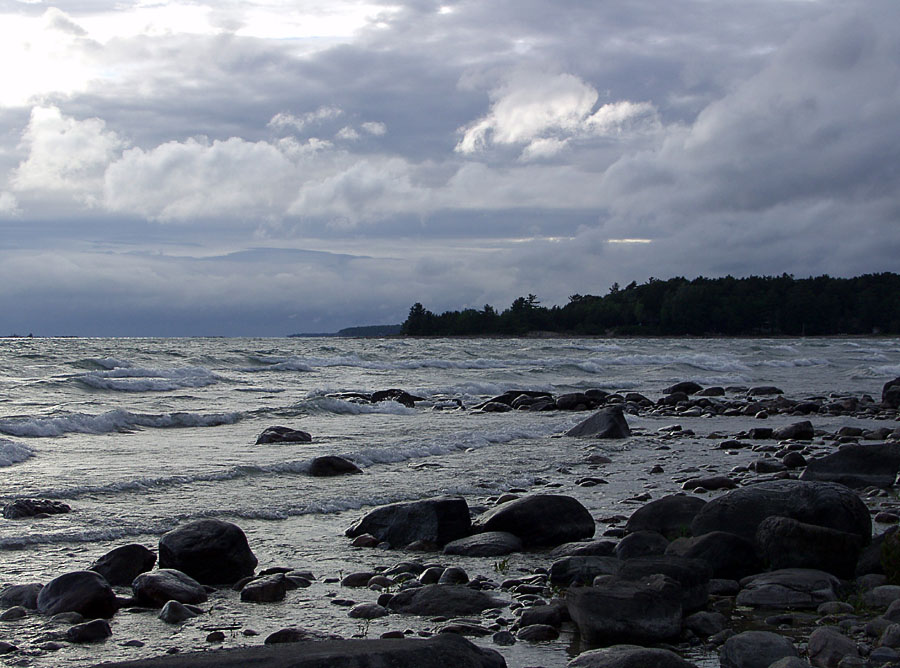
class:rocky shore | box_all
[1,377,899,668]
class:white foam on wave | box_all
[76,357,133,370]
[77,366,221,392]
[241,358,314,372]
[0,409,242,438]
[0,439,35,467]
[873,364,900,377]
[301,395,416,416]
[754,358,829,368]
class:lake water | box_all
[1,336,898,666]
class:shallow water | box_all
[0,336,898,666]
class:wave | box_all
[753,358,830,368]
[873,364,900,378]
[73,357,133,371]
[76,366,221,392]
[0,439,35,467]
[300,396,416,416]
[241,356,314,372]
[0,409,243,438]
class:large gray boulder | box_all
[346,496,471,548]
[443,531,522,557]
[690,480,871,543]
[87,633,506,668]
[736,569,839,609]
[625,494,706,540]
[568,644,698,668]
[755,516,863,578]
[89,544,157,586]
[565,406,630,438]
[159,519,258,585]
[132,569,208,607]
[800,443,900,489]
[387,584,504,616]
[567,575,682,645]
[719,630,797,668]
[36,571,117,619]
[474,494,595,548]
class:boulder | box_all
[719,630,797,668]
[370,389,424,407]
[565,406,631,439]
[348,603,389,619]
[568,644,698,668]
[856,526,898,576]
[256,426,312,444]
[617,556,711,612]
[517,604,565,629]
[807,627,858,668]
[549,556,621,587]
[308,456,362,477]
[474,494,594,548]
[346,496,471,548]
[387,584,504,616]
[549,540,617,558]
[667,531,762,580]
[755,516,863,578]
[556,393,594,411]
[736,569,839,609]
[615,531,669,560]
[240,574,287,603]
[773,421,814,441]
[66,618,112,643]
[3,499,70,519]
[443,532,522,557]
[690,480,871,544]
[883,377,900,409]
[567,575,682,645]
[132,569,208,607]
[89,544,157,586]
[516,624,559,641]
[89,634,506,668]
[36,571,117,619]
[624,494,706,539]
[0,583,43,609]
[158,519,258,585]
[664,381,703,395]
[264,627,342,644]
[799,443,900,489]
[158,600,202,624]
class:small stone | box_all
[66,619,112,643]
[0,606,27,621]
[206,631,225,643]
[492,630,516,646]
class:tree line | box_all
[401,273,900,336]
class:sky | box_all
[0,0,898,336]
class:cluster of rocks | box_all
[255,426,362,476]
[327,388,425,408]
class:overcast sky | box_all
[1,0,898,335]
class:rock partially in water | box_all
[667,531,762,580]
[474,494,595,548]
[387,584,504,616]
[240,574,287,603]
[158,600,202,624]
[66,618,112,643]
[89,544,157,586]
[346,496,472,548]
[800,443,900,489]
[614,531,669,560]
[308,456,362,477]
[443,532,523,557]
[772,421,814,441]
[736,568,839,609]
[624,493,706,539]
[549,556,621,587]
[159,519,258,585]
[256,426,312,444]
[132,569,208,607]
[3,499,70,519]
[617,556,711,612]
[755,516,863,578]
[719,630,797,668]
[0,583,43,609]
[883,377,900,409]
[565,406,631,439]
[568,644,698,668]
[36,571,117,619]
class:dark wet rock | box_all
[473,390,551,411]
[370,389,425,407]
[348,603,389,619]
[556,393,594,411]
[800,443,900,489]
[478,402,513,413]
[388,584,504,616]
[159,519,258,585]
[346,496,471,548]
[736,569,839,609]
[95,634,507,668]
[567,575,682,644]
[617,556,711,612]
[517,604,564,629]
[664,381,703,395]
[682,476,737,491]
[773,421,814,441]
[624,494,706,540]
[89,544,157,586]
[684,610,728,637]
[748,386,784,396]
[698,386,725,397]
[3,499,70,519]
[158,600,202,624]
[264,627,343,644]
[690,480,871,543]
[240,574,287,602]
[443,532,522,557]
[755,516,863,578]
[474,494,594,548]
[615,531,669,560]
[549,556,621,587]
[341,572,376,588]
[0,606,26,620]
[51,611,84,624]
[132,569,208,607]
[883,377,900,409]
[438,621,492,636]
[863,585,900,609]
[719,630,797,668]
[857,527,898,576]
[437,566,469,585]
[748,427,774,439]
[256,426,312,444]
[667,531,763,580]
[781,452,807,469]
[751,458,787,473]
[807,627,858,668]
[492,630,515,646]
[516,624,558,641]
[67,618,112,643]
[1,583,43,609]
[568,644,698,668]
[308,456,362,477]
[36,571,117,619]
[565,406,631,439]
[549,540,617,558]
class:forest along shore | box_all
[1,376,900,668]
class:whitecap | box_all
[76,366,221,392]
[0,409,243,438]
[0,439,34,467]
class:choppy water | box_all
[0,336,898,666]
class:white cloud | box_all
[12,106,126,204]
[336,126,360,140]
[268,107,344,133]
[0,192,19,216]
[361,121,387,136]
